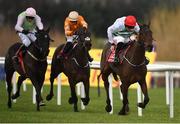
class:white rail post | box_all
[57,74,61,105]
[169,71,174,118]
[12,72,17,103]
[76,83,81,96]
[119,81,123,100]
[137,84,142,116]
[23,82,27,91]
[109,74,113,114]
[165,71,170,105]
[80,82,85,110]
[33,86,36,104]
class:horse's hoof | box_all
[81,98,90,106]
[118,110,126,115]
[74,109,79,112]
[8,102,12,108]
[125,104,130,112]
[11,93,20,99]
[46,94,53,101]
[40,101,46,106]
[137,103,145,109]
[68,97,73,104]
[105,105,112,112]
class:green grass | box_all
[0,81,180,123]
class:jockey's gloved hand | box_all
[82,27,87,32]
[22,30,29,34]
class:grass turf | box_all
[0,81,180,123]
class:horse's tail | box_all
[112,72,119,81]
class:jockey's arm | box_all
[15,14,24,32]
[35,15,43,30]
[79,16,88,29]
[107,19,121,42]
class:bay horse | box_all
[4,28,53,111]
[46,28,92,112]
[98,24,154,115]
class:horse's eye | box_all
[45,35,48,38]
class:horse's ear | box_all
[46,27,50,33]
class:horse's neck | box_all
[127,42,145,64]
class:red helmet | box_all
[125,15,137,27]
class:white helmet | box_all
[25,7,36,17]
[68,11,79,21]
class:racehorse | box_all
[46,28,92,112]
[98,23,154,115]
[4,28,53,111]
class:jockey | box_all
[107,15,140,63]
[14,7,43,61]
[58,11,93,62]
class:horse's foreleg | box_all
[31,78,41,111]
[69,81,78,112]
[102,73,112,113]
[46,67,60,101]
[6,70,14,108]
[81,79,90,106]
[12,76,26,99]
[38,76,46,106]
[118,82,129,115]
[138,80,149,109]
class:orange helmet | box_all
[125,15,137,27]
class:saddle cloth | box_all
[107,45,131,63]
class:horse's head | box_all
[138,23,154,52]
[74,27,92,51]
[34,28,53,59]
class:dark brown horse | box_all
[98,24,154,115]
[46,28,92,112]
[4,28,53,111]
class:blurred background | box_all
[0,0,180,61]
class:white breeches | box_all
[66,35,78,43]
[18,32,37,47]
[108,35,137,45]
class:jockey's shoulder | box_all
[18,11,26,17]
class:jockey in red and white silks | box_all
[107,15,140,62]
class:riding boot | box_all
[14,44,27,64]
[57,42,73,59]
[114,42,124,63]
[87,52,93,62]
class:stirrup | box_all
[145,58,150,65]
[13,55,19,64]
[88,57,93,62]
[114,57,119,63]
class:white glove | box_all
[130,34,138,41]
